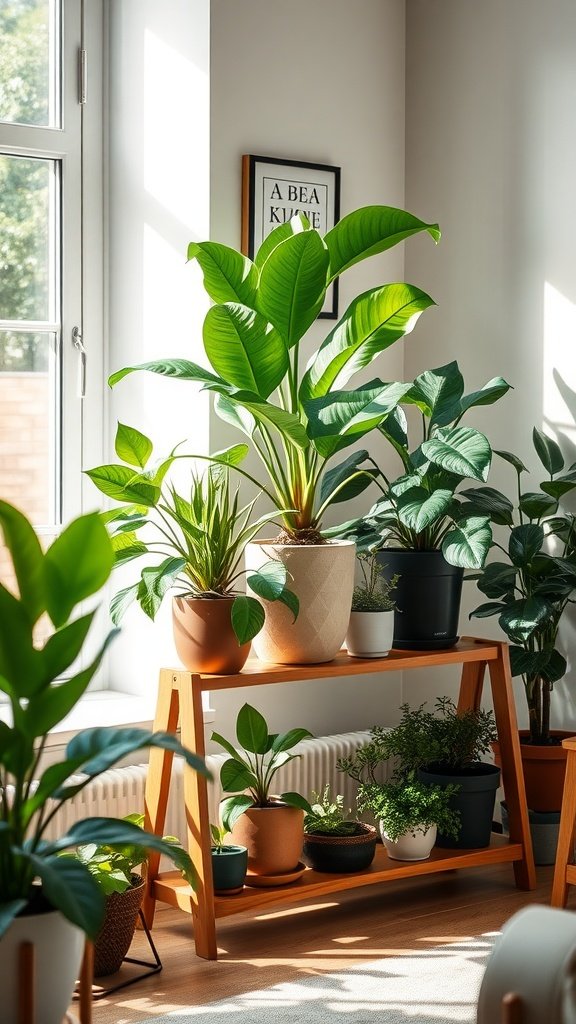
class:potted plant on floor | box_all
[106,205,440,664]
[345,552,399,658]
[0,501,207,1024]
[301,785,377,872]
[210,823,248,895]
[87,425,297,674]
[331,361,511,649]
[468,427,576,820]
[212,703,312,881]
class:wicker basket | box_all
[93,875,145,977]
[302,822,378,873]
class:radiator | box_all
[42,731,387,843]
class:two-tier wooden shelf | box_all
[142,637,536,960]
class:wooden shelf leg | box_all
[457,659,486,713]
[488,644,536,891]
[551,749,576,907]
[178,671,217,961]
[142,668,181,929]
[78,941,93,1024]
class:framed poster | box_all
[242,154,341,319]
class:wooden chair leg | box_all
[78,942,93,1024]
[551,750,576,907]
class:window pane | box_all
[0,0,60,128]
[0,155,55,322]
[0,331,57,525]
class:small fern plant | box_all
[351,553,399,612]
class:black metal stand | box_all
[74,909,162,1001]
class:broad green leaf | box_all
[138,557,186,620]
[230,595,265,645]
[408,362,464,423]
[519,491,558,519]
[43,514,114,629]
[211,730,240,762]
[187,241,258,305]
[39,611,95,685]
[499,596,552,641]
[112,535,148,566]
[509,524,544,567]
[469,601,507,618]
[459,376,512,415]
[422,426,492,482]
[533,426,564,475]
[459,486,514,526]
[509,646,551,679]
[279,791,311,810]
[29,854,104,939]
[85,464,160,507]
[213,391,309,450]
[540,473,576,499]
[442,516,492,569]
[324,205,440,282]
[247,560,288,600]
[236,703,269,754]
[203,303,288,398]
[110,583,140,625]
[109,358,223,389]
[114,422,153,469]
[211,443,249,467]
[276,588,299,621]
[271,728,313,753]
[220,757,258,793]
[396,487,453,533]
[319,449,376,506]
[214,393,257,437]
[542,649,568,684]
[220,794,254,832]
[0,501,45,624]
[477,561,518,599]
[304,380,410,458]
[300,284,435,400]
[254,213,310,269]
[494,449,528,474]
[0,582,41,696]
[257,231,329,347]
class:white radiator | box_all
[42,731,386,843]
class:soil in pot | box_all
[230,801,304,875]
[376,549,463,650]
[418,762,500,848]
[172,595,250,674]
[302,823,378,872]
[211,845,248,894]
[494,731,571,813]
[94,874,146,977]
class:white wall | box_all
[404,0,576,725]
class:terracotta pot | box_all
[172,595,250,674]
[494,730,573,813]
[245,540,356,664]
[230,801,304,875]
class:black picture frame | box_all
[242,154,341,319]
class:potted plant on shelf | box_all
[106,204,440,664]
[331,361,511,649]
[301,785,377,872]
[87,424,298,674]
[210,823,248,895]
[0,501,207,1024]
[212,703,312,882]
[468,427,576,819]
[345,552,399,658]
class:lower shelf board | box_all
[152,835,525,920]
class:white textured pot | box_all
[0,906,84,1024]
[346,610,394,658]
[245,540,356,664]
[379,821,437,861]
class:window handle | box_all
[72,326,86,397]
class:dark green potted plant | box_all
[302,785,377,872]
[209,823,248,895]
[468,427,576,815]
[345,552,399,658]
[105,205,439,664]
[0,501,207,1024]
[212,703,311,880]
[88,426,297,674]
[332,361,511,649]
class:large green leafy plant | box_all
[469,428,576,745]
[107,206,440,541]
[332,361,511,568]
[0,501,208,940]
[87,424,297,644]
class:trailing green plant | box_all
[331,361,512,569]
[87,424,298,645]
[351,552,399,612]
[0,501,208,941]
[303,785,360,836]
[468,427,576,745]
[355,780,460,843]
[105,206,440,541]
[67,813,181,895]
[212,703,312,831]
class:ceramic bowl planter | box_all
[172,595,251,674]
[302,823,378,872]
[245,540,356,664]
[379,822,437,862]
[377,550,463,651]
[230,802,305,877]
[346,610,394,658]
[211,845,248,895]
[418,762,501,848]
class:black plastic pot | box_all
[302,823,378,873]
[376,549,464,650]
[211,845,248,894]
[418,762,501,849]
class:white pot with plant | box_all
[345,552,399,658]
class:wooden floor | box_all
[86,863,571,1024]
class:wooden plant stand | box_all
[18,940,93,1024]
[142,637,536,961]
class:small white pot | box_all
[345,610,394,658]
[379,821,437,861]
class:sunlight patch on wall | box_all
[543,282,576,450]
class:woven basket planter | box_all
[94,875,145,977]
[302,823,377,873]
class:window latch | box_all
[72,326,86,397]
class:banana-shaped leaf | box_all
[325,205,440,282]
[212,390,309,450]
[300,284,435,401]
[109,358,224,389]
[214,393,257,437]
[203,303,288,398]
[459,376,512,415]
[254,213,310,269]
[396,487,453,533]
[257,231,329,348]
[305,380,410,458]
[442,516,492,569]
[422,426,492,482]
[187,241,258,306]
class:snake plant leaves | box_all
[0,500,45,625]
[203,303,288,398]
[115,422,153,469]
[533,426,564,475]
[187,241,258,306]
[442,516,492,569]
[324,205,440,282]
[300,283,435,401]
[396,487,453,533]
[499,596,553,642]
[508,524,544,567]
[108,358,224,389]
[257,230,329,347]
[304,380,411,458]
[254,212,311,269]
[421,426,492,482]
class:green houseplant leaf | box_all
[324,205,440,281]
